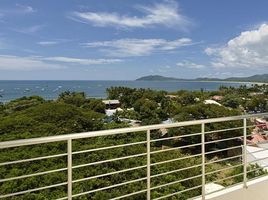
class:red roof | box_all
[247,133,267,144]
[211,96,223,101]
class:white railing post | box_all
[201,123,206,200]
[67,139,72,200]
[243,118,248,188]
[147,129,151,200]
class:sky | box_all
[0,0,268,80]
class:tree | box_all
[133,98,161,125]
[221,94,240,109]
[245,95,267,112]
[82,99,106,113]
[0,102,104,141]
[58,91,87,107]
[3,96,45,114]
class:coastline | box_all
[0,80,265,103]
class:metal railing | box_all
[0,113,268,199]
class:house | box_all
[118,118,141,127]
[165,95,178,99]
[211,95,223,101]
[102,100,120,109]
[162,118,175,124]
[249,92,264,96]
[204,100,222,106]
[105,108,123,116]
[246,133,268,145]
[255,118,268,130]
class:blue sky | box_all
[0,0,268,80]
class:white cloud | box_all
[15,4,36,14]
[37,41,60,46]
[0,55,122,71]
[37,39,72,46]
[44,56,123,65]
[0,4,35,17]
[205,23,268,68]
[83,38,193,57]
[70,0,190,30]
[176,61,205,69]
[0,55,63,70]
[14,25,45,34]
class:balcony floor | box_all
[206,175,268,200]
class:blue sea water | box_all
[0,80,249,102]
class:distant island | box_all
[136,74,268,83]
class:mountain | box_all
[136,75,185,81]
[225,74,268,82]
[136,74,268,83]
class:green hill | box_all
[136,74,268,83]
[136,75,185,81]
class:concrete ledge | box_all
[194,175,268,200]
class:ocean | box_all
[0,80,249,102]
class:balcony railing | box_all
[0,113,268,199]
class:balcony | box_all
[0,113,268,199]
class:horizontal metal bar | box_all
[247,165,268,174]
[73,165,147,183]
[246,125,258,129]
[0,153,67,166]
[0,167,67,183]
[72,153,146,169]
[151,154,202,167]
[110,189,147,200]
[246,172,268,183]
[205,154,242,165]
[205,146,242,155]
[56,197,68,200]
[150,132,202,143]
[205,136,242,145]
[204,169,256,197]
[153,184,202,200]
[151,164,202,178]
[205,126,243,134]
[247,147,268,154]
[151,143,202,155]
[211,172,243,184]
[72,177,147,198]
[248,156,268,164]
[204,179,241,197]
[1,113,267,149]
[150,174,202,191]
[205,164,243,176]
[0,182,67,199]
[72,140,147,155]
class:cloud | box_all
[0,4,35,18]
[70,0,191,30]
[83,38,193,57]
[13,25,45,34]
[15,4,36,14]
[37,41,60,46]
[205,23,268,68]
[0,55,63,71]
[0,55,122,71]
[44,56,123,65]
[37,39,73,46]
[176,61,205,69]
